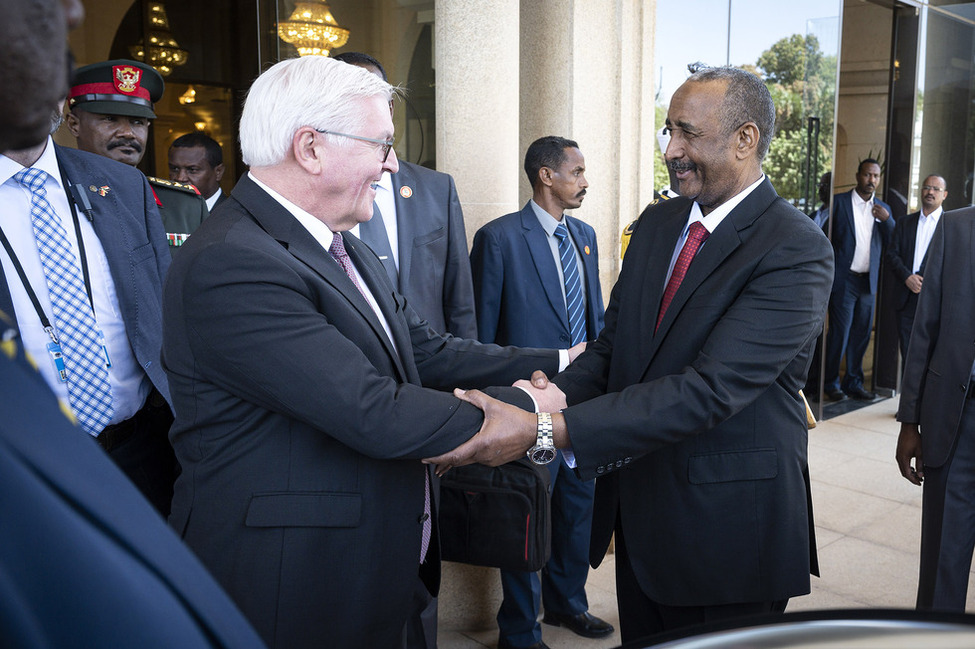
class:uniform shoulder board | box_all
[147,176,202,196]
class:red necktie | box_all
[656,221,709,332]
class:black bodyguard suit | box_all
[0,315,266,649]
[388,160,477,339]
[885,210,930,360]
[824,189,894,393]
[897,209,975,609]
[161,174,558,649]
[552,179,832,613]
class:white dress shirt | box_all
[350,172,398,270]
[0,138,149,427]
[913,206,942,274]
[204,187,223,212]
[850,191,876,273]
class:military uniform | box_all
[68,60,206,252]
[147,177,207,249]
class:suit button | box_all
[596,466,605,474]
[559,334,569,343]
[616,460,623,468]
[623,457,632,464]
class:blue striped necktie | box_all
[554,222,587,345]
[15,167,114,435]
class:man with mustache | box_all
[431,66,832,642]
[65,59,207,250]
[470,136,612,649]
[822,159,894,401]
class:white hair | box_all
[239,56,394,167]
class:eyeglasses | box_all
[315,128,394,162]
[921,185,945,192]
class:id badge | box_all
[96,330,112,369]
[47,341,67,382]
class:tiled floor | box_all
[437,397,975,648]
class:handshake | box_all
[424,370,569,474]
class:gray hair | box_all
[239,56,394,167]
[688,66,775,161]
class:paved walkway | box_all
[438,397,975,648]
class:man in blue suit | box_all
[470,136,613,649]
[823,158,894,401]
[0,111,175,514]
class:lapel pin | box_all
[584,245,591,255]
[399,185,413,199]
[89,184,110,196]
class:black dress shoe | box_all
[847,386,877,401]
[497,639,550,649]
[542,610,614,638]
[825,389,847,402]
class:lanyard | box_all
[0,158,97,344]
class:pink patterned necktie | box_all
[656,221,709,332]
[328,232,366,297]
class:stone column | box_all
[434,0,520,632]
[436,0,521,247]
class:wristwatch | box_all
[528,412,557,465]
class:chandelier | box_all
[277,1,350,57]
[129,2,188,77]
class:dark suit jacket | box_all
[161,174,557,649]
[0,317,266,649]
[0,145,172,405]
[896,208,975,468]
[389,161,477,338]
[552,179,833,607]
[470,202,605,347]
[829,189,894,295]
[885,210,928,311]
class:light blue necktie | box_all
[15,167,114,435]
[554,222,587,345]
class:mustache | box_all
[668,160,695,173]
[108,138,143,153]
[576,189,587,199]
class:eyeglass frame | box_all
[920,185,946,192]
[315,128,394,162]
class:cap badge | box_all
[113,65,142,94]
[399,186,413,199]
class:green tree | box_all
[757,34,824,85]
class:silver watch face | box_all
[529,446,557,465]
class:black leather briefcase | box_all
[438,457,551,572]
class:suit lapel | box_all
[390,167,413,295]
[906,214,919,269]
[648,179,778,356]
[521,205,570,333]
[636,200,692,350]
[233,176,409,380]
[344,234,413,379]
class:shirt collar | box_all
[851,190,874,207]
[0,136,61,190]
[688,174,765,235]
[529,199,564,237]
[248,171,336,251]
[377,171,393,193]
[920,205,943,222]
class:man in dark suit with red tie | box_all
[429,66,833,643]
[161,56,569,649]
